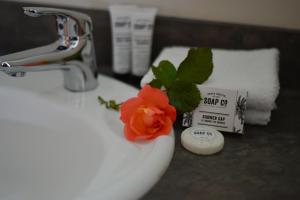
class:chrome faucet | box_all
[0,7,98,92]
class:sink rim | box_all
[0,71,175,200]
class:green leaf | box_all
[167,80,201,113]
[149,79,163,89]
[151,60,177,88]
[176,48,213,84]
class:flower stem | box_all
[97,96,121,111]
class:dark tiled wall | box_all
[0,1,111,67]
[1,1,300,89]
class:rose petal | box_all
[151,116,173,136]
[120,97,144,123]
[142,106,164,126]
[143,115,173,139]
[138,85,169,109]
[124,117,173,141]
[129,110,147,136]
[120,84,176,142]
[164,105,177,122]
[124,125,136,141]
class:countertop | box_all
[100,69,300,200]
[0,1,299,199]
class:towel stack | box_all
[141,47,280,125]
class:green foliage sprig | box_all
[149,48,213,113]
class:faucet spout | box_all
[0,7,98,92]
[0,60,98,92]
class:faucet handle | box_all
[23,7,93,37]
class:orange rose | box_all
[120,85,176,141]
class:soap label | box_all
[183,86,248,134]
[190,128,216,141]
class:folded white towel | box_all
[245,109,271,125]
[141,47,280,111]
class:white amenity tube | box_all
[109,5,136,74]
[131,7,157,77]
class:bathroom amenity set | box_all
[107,7,280,152]
[109,5,157,77]
[141,47,280,129]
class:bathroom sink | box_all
[0,71,174,200]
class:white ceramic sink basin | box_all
[0,71,174,200]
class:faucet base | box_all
[63,61,98,92]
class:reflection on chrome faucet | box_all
[0,7,98,92]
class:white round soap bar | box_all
[181,126,224,155]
